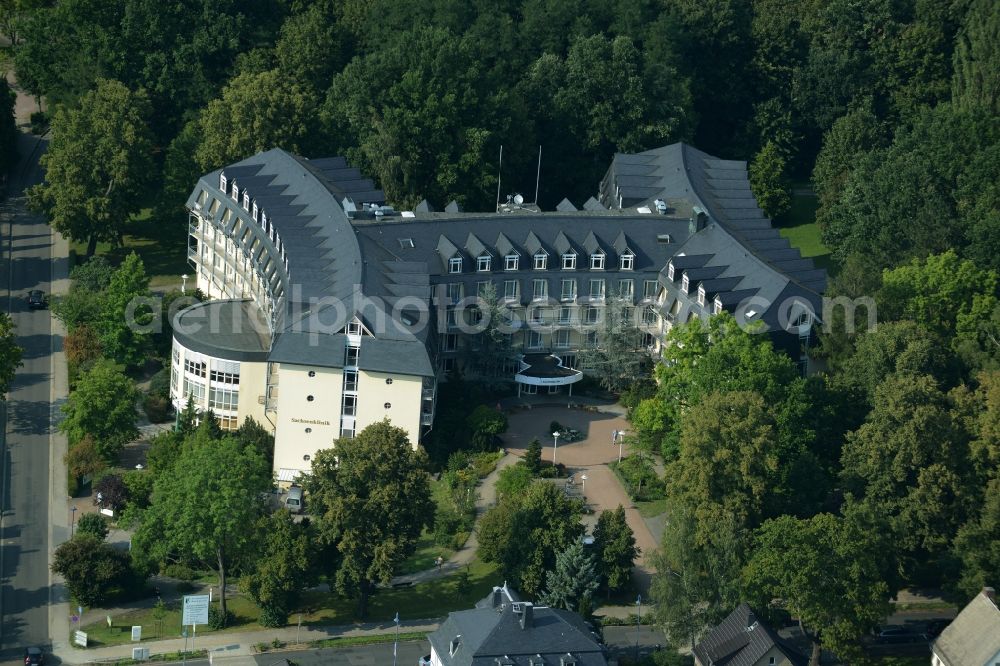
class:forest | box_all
[3,0,1000,660]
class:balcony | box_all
[421,412,434,426]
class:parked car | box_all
[876,627,928,644]
[284,485,304,514]
[26,290,46,310]
[925,619,951,637]
[24,647,43,665]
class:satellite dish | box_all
[514,193,524,205]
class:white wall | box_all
[272,363,342,478]
[355,370,423,449]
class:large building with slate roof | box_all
[692,604,807,666]
[427,584,607,665]
[172,142,825,481]
[931,586,1000,666]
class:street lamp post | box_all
[618,432,624,463]
[392,612,400,666]
[552,431,560,465]
[70,505,77,538]
[181,274,189,294]
[580,474,588,499]
[635,594,642,661]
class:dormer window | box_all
[620,251,635,271]
[714,296,723,314]
[219,173,227,192]
[505,254,519,271]
[533,253,547,270]
[590,253,605,270]
[242,192,250,210]
[231,182,239,201]
[449,257,463,274]
[561,253,576,270]
[252,203,259,221]
[682,274,690,293]
[477,254,492,272]
[697,285,706,306]
[667,261,675,281]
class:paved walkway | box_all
[503,406,660,593]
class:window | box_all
[504,280,519,300]
[584,306,600,324]
[209,387,238,411]
[252,203,258,221]
[620,251,635,270]
[340,426,355,439]
[561,253,576,270]
[681,274,690,293]
[231,182,239,201]
[208,199,220,216]
[345,345,360,366]
[342,394,357,416]
[586,330,598,347]
[697,285,706,306]
[560,279,576,301]
[618,279,634,298]
[667,261,675,281]
[477,254,491,272]
[470,306,483,325]
[442,333,458,352]
[589,279,606,300]
[531,307,545,324]
[555,329,570,348]
[714,297,723,314]
[183,377,205,403]
[448,256,462,273]
[447,283,462,303]
[184,359,206,378]
[210,369,240,385]
[558,306,572,324]
[343,370,358,392]
[532,279,547,301]
[644,280,657,299]
[477,281,491,297]
[220,174,227,192]
[528,331,543,349]
[172,347,180,366]
[643,305,658,325]
[398,238,414,249]
[505,254,520,271]
[347,319,363,335]
[170,365,179,391]
[242,192,250,210]
[533,253,547,270]
[795,312,811,327]
[218,415,238,431]
[590,253,605,270]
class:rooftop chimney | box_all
[492,588,503,608]
[520,602,534,630]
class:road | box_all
[0,124,53,655]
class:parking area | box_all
[503,405,660,591]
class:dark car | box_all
[876,627,928,644]
[26,290,46,310]
[24,647,43,665]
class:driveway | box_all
[504,406,659,592]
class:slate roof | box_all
[932,588,1000,666]
[172,299,271,362]
[428,585,607,666]
[693,604,807,666]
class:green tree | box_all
[70,255,115,291]
[812,103,889,222]
[194,68,320,172]
[467,281,513,378]
[952,0,1000,114]
[952,474,1000,598]
[26,79,154,257]
[133,429,271,624]
[240,510,317,627]
[305,420,433,618]
[59,359,138,462]
[466,405,507,451]
[539,541,599,612]
[478,482,584,597]
[274,0,349,98]
[64,436,107,483]
[52,534,135,606]
[0,78,17,175]
[495,463,533,500]
[75,512,109,541]
[523,438,542,475]
[97,252,153,367]
[578,297,653,394]
[748,140,790,220]
[744,509,898,665]
[0,312,23,395]
[235,416,275,461]
[592,505,638,596]
[145,430,183,477]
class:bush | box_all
[208,605,234,630]
[450,531,470,550]
[148,367,171,398]
[258,605,288,628]
[122,469,154,510]
[496,463,533,498]
[537,461,567,478]
[611,456,665,501]
[466,405,507,450]
[143,392,172,423]
[95,474,129,513]
[549,420,563,434]
[162,563,197,580]
[29,110,47,134]
[469,450,503,478]
[75,512,109,540]
[65,436,107,487]
[433,506,470,548]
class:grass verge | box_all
[635,498,667,518]
[255,631,429,653]
[396,479,457,575]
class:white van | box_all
[284,485,304,514]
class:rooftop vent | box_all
[636,206,652,214]
[398,238,414,249]
[657,234,673,244]
[654,198,668,214]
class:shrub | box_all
[611,456,665,501]
[258,605,288,628]
[64,325,102,367]
[75,512,109,540]
[122,469,154,510]
[433,506,468,548]
[143,392,172,423]
[466,405,507,450]
[95,474,129,513]
[549,420,563,434]
[148,367,172,398]
[469,450,503,478]
[64,436,107,485]
[496,463,533,498]
[162,563,197,580]
[450,531,470,550]
[524,439,542,474]
[29,110,47,134]
[208,606,234,630]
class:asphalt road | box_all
[0,128,51,655]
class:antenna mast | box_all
[533,145,542,205]
[495,145,503,213]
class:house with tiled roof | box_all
[932,587,1000,666]
[427,584,606,666]
[693,604,807,666]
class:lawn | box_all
[79,559,499,647]
[396,479,458,575]
[776,186,835,275]
[635,498,667,518]
[71,207,189,288]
